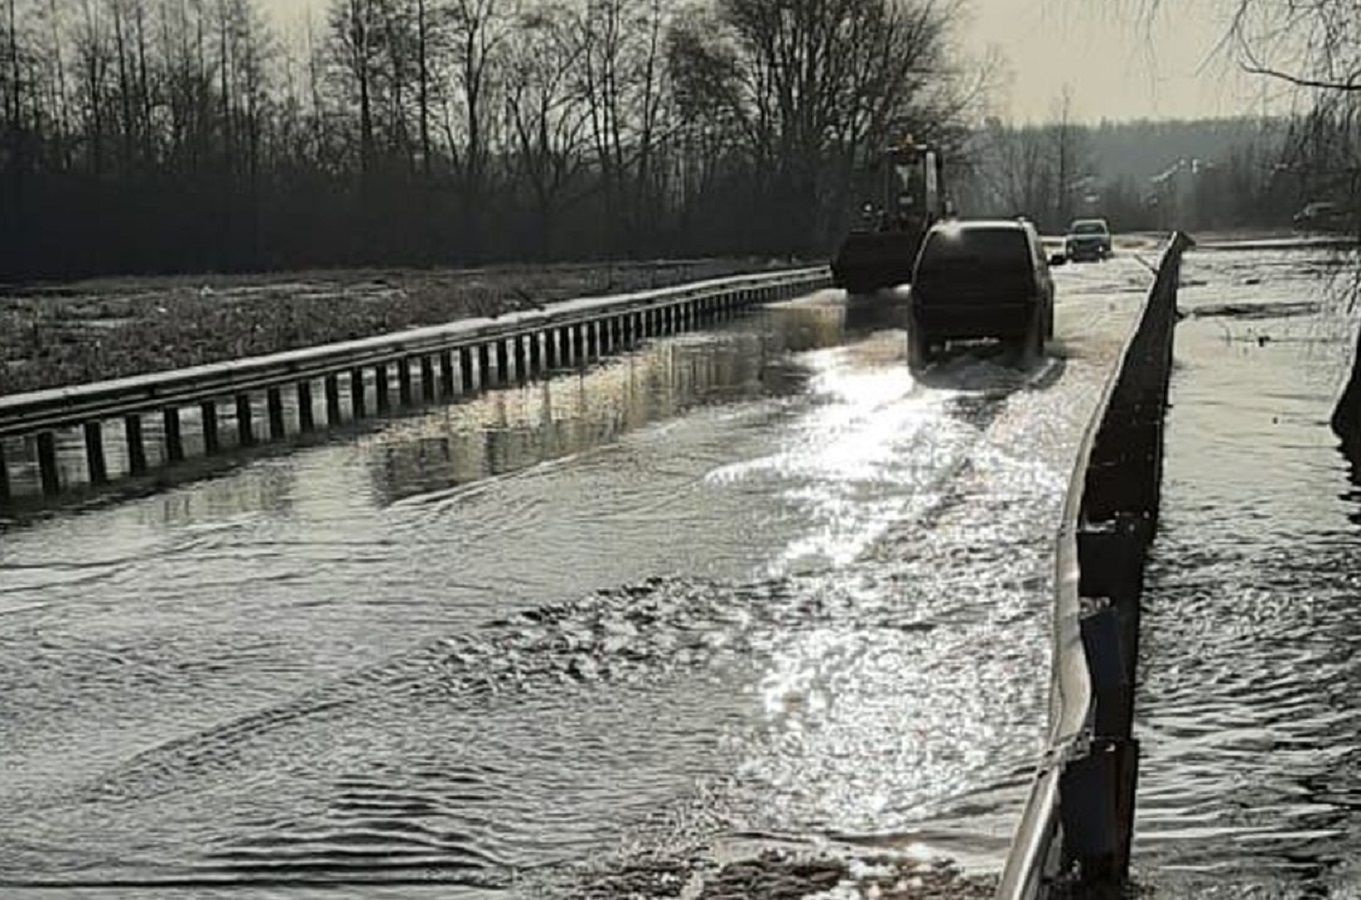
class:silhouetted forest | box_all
[959,115,1313,234]
[0,0,982,280]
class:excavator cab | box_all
[831,140,948,295]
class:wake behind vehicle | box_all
[1064,218,1112,261]
[907,218,1056,369]
[831,138,949,295]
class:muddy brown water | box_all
[0,254,1227,899]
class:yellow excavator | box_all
[831,138,949,294]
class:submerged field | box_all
[0,259,785,396]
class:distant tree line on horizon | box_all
[0,0,982,280]
[960,113,1346,235]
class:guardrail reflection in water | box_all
[996,232,1194,899]
[0,268,831,507]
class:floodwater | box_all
[0,260,1151,898]
[1135,246,1361,898]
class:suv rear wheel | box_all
[1025,306,1046,364]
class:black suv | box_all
[907,218,1056,368]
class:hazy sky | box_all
[266,0,1284,124]
[964,0,1285,122]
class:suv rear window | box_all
[919,227,1029,268]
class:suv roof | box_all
[920,218,1037,241]
[934,218,1035,232]
[914,220,1041,275]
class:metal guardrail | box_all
[996,232,1193,899]
[0,266,831,502]
[0,267,827,437]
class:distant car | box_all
[1064,218,1112,261]
[1292,201,1348,233]
[907,218,1056,368]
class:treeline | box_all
[961,113,1308,233]
[0,0,979,280]
[1085,117,1285,183]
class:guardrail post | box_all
[235,394,254,447]
[37,431,60,497]
[375,364,391,412]
[421,356,436,402]
[267,387,287,438]
[478,344,492,389]
[325,375,343,426]
[529,332,543,374]
[164,406,185,463]
[586,322,599,361]
[544,330,559,369]
[297,381,316,433]
[460,347,474,391]
[569,324,583,363]
[440,350,455,397]
[84,421,108,486]
[514,335,528,382]
[1059,737,1140,883]
[397,358,414,406]
[201,401,220,454]
[125,413,148,474]
[350,368,366,419]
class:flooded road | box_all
[0,260,1150,898]
[1135,246,1361,898]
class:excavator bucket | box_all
[831,230,921,295]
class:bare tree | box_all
[506,0,589,258]
[972,117,1056,221]
[330,0,379,176]
[0,0,989,276]
[668,0,969,254]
